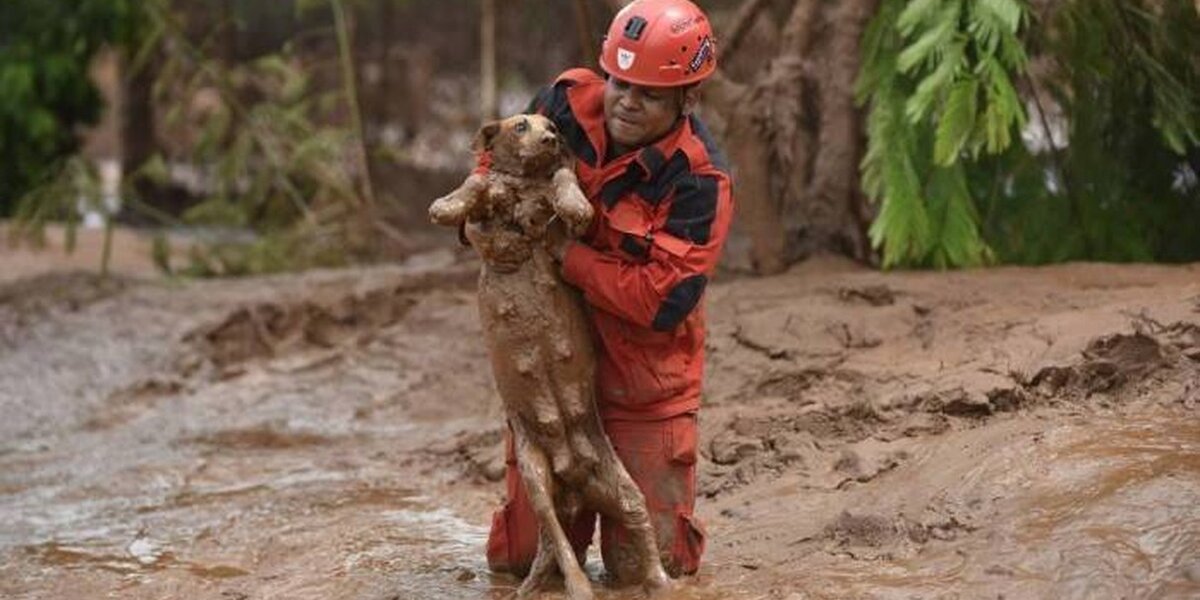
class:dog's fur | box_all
[429,115,670,599]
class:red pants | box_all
[486,413,706,578]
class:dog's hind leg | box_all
[511,422,593,600]
[591,444,673,594]
[516,531,557,598]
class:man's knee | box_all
[487,502,536,576]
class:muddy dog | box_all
[429,114,671,599]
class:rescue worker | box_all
[483,0,734,580]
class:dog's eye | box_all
[514,119,529,134]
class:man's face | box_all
[603,77,682,151]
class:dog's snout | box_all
[541,132,557,145]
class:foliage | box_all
[0,0,142,216]
[7,156,120,274]
[977,0,1200,263]
[857,0,1029,268]
[141,0,388,277]
[860,0,1200,268]
[9,0,386,277]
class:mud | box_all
[1,249,1198,599]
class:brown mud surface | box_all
[2,240,1199,599]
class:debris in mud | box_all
[127,532,166,566]
[837,284,896,306]
[822,512,906,559]
[83,377,186,431]
[921,388,993,418]
[185,424,333,450]
[1183,383,1199,409]
[0,271,127,345]
[985,387,1027,412]
[820,509,978,560]
[825,321,882,349]
[709,430,764,465]
[832,443,908,488]
[184,286,418,368]
[732,324,791,360]
[427,429,506,483]
[0,271,126,313]
[1028,365,1074,395]
[1162,321,1200,362]
[756,369,823,400]
[911,303,935,349]
[705,321,1200,499]
[1023,331,1174,399]
[1081,332,1166,383]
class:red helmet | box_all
[598,0,717,87]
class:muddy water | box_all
[3,262,1199,599]
[10,411,1189,600]
[807,410,1200,599]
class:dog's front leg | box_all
[551,167,593,237]
[429,173,487,226]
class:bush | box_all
[0,0,141,215]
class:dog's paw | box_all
[429,174,487,226]
[428,193,467,225]
[552,169,593,237]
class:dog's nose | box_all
[541,133,557,145]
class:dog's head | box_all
[475,114,568,177]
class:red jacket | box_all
[514,68,734,421]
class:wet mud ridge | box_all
[1,258,1199,599]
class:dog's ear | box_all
[473,121,502,152]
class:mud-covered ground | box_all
[2,231,1199,600]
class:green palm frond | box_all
[860,0,1028,268]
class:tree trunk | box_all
[118,51,159,223]
[332,0,376,207]
[804,0,876,261]
[480,0,498,121]
[573,0,599,69]
[709,0,877,274]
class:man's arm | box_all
[560,172,733,332]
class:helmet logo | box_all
[687,35,713,73]
[617,48,636,71]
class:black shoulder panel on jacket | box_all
[689,115,730,174]
[651,274,708,331]
[664,174,719,245]
[598,148,692,208]
[525,82,597,166]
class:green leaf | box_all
[897,0,943,36]
[905,39,965,123]
[897,2,960,73]
[977,0,1022,33]
[926,165,989,268]
[934,77,979,165]
[152,233,172,274]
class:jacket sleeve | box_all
[561,171,733,331]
